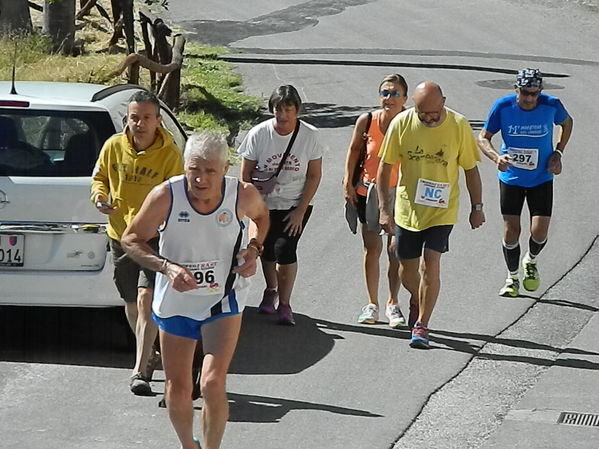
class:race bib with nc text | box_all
[414,178,451,209]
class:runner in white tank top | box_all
[120,131,269,449]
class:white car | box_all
[0,81,187,307]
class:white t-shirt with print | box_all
[238,118,324,210]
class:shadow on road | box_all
[198,392,382,423]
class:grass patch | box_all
[0,5,264,142]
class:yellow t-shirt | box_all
[379,107,480,231]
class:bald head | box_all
[413,82,446,127]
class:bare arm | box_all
[240,157,257,183]
[234,181,270,277]
[342,113,370,205]
[284,158,322,236]
[121,182,196,292]
[90,146,118,214]
[464,166,485,230]
[376,161,394,234]
[477,129,511,172]
[548,115,573,174]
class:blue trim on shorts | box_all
[152,290,241,340]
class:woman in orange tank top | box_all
[343,74,408,328]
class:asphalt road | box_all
[1,1,598,448]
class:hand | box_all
[95,200,118,215]
[165,262,197,292]
[547,151,562,175]
[283,208,306,236]
[343,180,358,206]
[379,209,395,235]
[232,249,258,278]
[469,210,485,229]
[496,154,512,172]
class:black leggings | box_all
[262,206,313,265]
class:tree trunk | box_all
[0,0,32,35]
[43,0,76,55]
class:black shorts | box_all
[356,194,367,224]
[499,180,553,217]
[110,237,158,303]
[262,206,313,265]
[394,225,453,260]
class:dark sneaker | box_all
[258,289,278,314]
[277,303,295,326]
[410,322,430,349]
[130,372,152,396]
[408,298,419,329]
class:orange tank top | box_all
[356,109,399,196]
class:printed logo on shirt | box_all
[406,146,448,167]
[506,124,549,137]
[177,210,191,223]
[216,208,233,227]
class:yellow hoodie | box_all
[91,126,184,240]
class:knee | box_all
[200,371,226,403]
[166,378,193,404]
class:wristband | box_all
[471,203,483,212]
[554,149,564,157]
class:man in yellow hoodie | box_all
[91,91,184,395]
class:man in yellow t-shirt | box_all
[377,82,485,349]
[91,91,184,394]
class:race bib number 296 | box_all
[182,260,224,296]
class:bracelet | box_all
[471,203,483,212]
[554,149,564,157]
[247,238,264,256]
[160,258,169,273]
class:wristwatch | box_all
[471,203,483,212]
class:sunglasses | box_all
[379,90,403,98]
[519,89,541,97]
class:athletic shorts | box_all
[499,180,553,217]
[262,206,313,265]
[394,224,453,260]
[356,194,367,224]
[109,237,158,303]
[152,306,241,340]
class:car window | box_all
[160,107,187,152]
[0,109,115,177]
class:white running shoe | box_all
[385,304,406,328]
[358,304,379,324]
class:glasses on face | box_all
[519,89,541,97]
[379,90,403,98]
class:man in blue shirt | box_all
[477,69,573,297]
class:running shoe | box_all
[522,258,540,291]
[258,289,278,314]
[357,304,379,324]
[408,298,419,329]
[410,322,430,349]
[499,277,520,297]
[385,304,406,328]
[277,303,295,326]
[130,372,152,396]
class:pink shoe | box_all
[258,289,278,314]
[277,303,295,326]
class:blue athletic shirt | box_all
[483,93,569,187]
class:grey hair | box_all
[184,131,229,165]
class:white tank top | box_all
[153,175,250,320]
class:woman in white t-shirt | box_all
[238,85,324,325]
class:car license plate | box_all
[0,234,24,267]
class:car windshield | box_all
[0,109,115,177]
